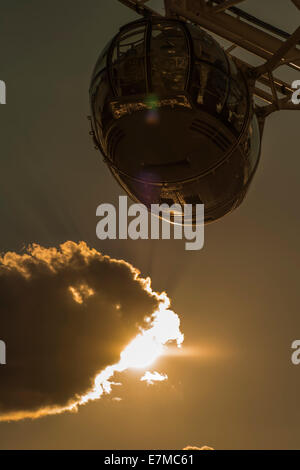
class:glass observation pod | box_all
[89,17,261,224]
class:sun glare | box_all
[0,278,184,422]
[119,330,164,370]
[78,287,184,406]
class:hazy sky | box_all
[0,0,300,449]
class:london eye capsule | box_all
[89,17,261,224]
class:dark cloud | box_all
[0,242,160,420]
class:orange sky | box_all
[0,0,299,450]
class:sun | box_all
[78,291,184,407]
[118,328,164,370]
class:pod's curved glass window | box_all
[111,25,147,96]
[248,114,261,172]
[240,114,260,185]
[187,24,229,74]
[225,75,248,133]
[150,22,189,94]
[194,63,229,114]
[194,148,246,213]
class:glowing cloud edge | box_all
[0,254,183,422]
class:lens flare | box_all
[145,109,160,125]
[145,94,159,110]
[145,94,160,125]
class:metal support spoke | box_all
[117,0,161,16]
[211,0,246,13]
[268,71,279,109]
[258,75,293,98]
[115,0,300,117]
[258,95,300,117]
[226,44,237,53]
[254,88,274,104]
[254,26,300,77]
[167,2,300,72]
